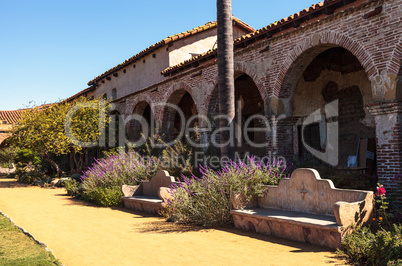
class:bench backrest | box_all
[259,168,373,216]
[141,170,176,197]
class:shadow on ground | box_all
[52,183,347,264]
[219,226,348,263]
[0,178,30,189]
[57,192,212,234]
[133,220,208,234]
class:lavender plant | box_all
[163,157,288,226]
[80,151,158,206]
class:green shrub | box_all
[83,186,123,207]
[64,179,82,197]
[163,157,288,227]
[0,147,17,168]
[340,184,402,265]
[340,224,402,265]
[14,162,49,184]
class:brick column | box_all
[268,116,300,162]
[368,101,402,205]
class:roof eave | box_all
[161,0,362,76]
[87,18,254,86]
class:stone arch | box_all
[275,31,377,99]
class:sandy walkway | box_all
[0,178,345,265]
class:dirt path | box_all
[0,178,346,266]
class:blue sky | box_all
[0,0,318,110]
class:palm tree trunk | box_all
[217,0,235,159]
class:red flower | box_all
[376,186,386,196]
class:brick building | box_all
[69,0,401,199]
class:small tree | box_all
[10,97,111,176]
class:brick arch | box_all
[206,69,265,127]
[388,37,402,76]
[274,31,377,99]
[205,64,266,114]
[161,82,201,139]
[200,80,217,111]
[127,97,156,141]
[130,94,154,114]
[163,81,201,115]
[234,61,267,99]
[111,104,125,116]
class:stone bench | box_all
[122,170,176,215]
[230,168,374,249]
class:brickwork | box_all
[111,0,401,194]
[369,102,402,204]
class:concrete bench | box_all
[122,170,176,215]
[230,168,374,249]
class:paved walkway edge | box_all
[0,209,62,264]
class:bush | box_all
[83,186,123,207]
[78,136,200,208]
[139,134,196,178]
[163,157,288,227]
[80,151,158,207]
[340,224,402,265]
[0,147,17,168]
[14,162,50,185]
[339,183,402,265]
[64,179,82,197]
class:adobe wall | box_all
[93,26,250,103]
[169,27,248,66]
[94,48,170,101]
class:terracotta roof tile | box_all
[65,86,95,103]
[0,110,24,125]
[0,103,56,125]
[162,0,362,76]
[88,18,254,86]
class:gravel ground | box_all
[0,178,346,266]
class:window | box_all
[303,123,321,151]
[112,88,117,100]
[298,120,326,156]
